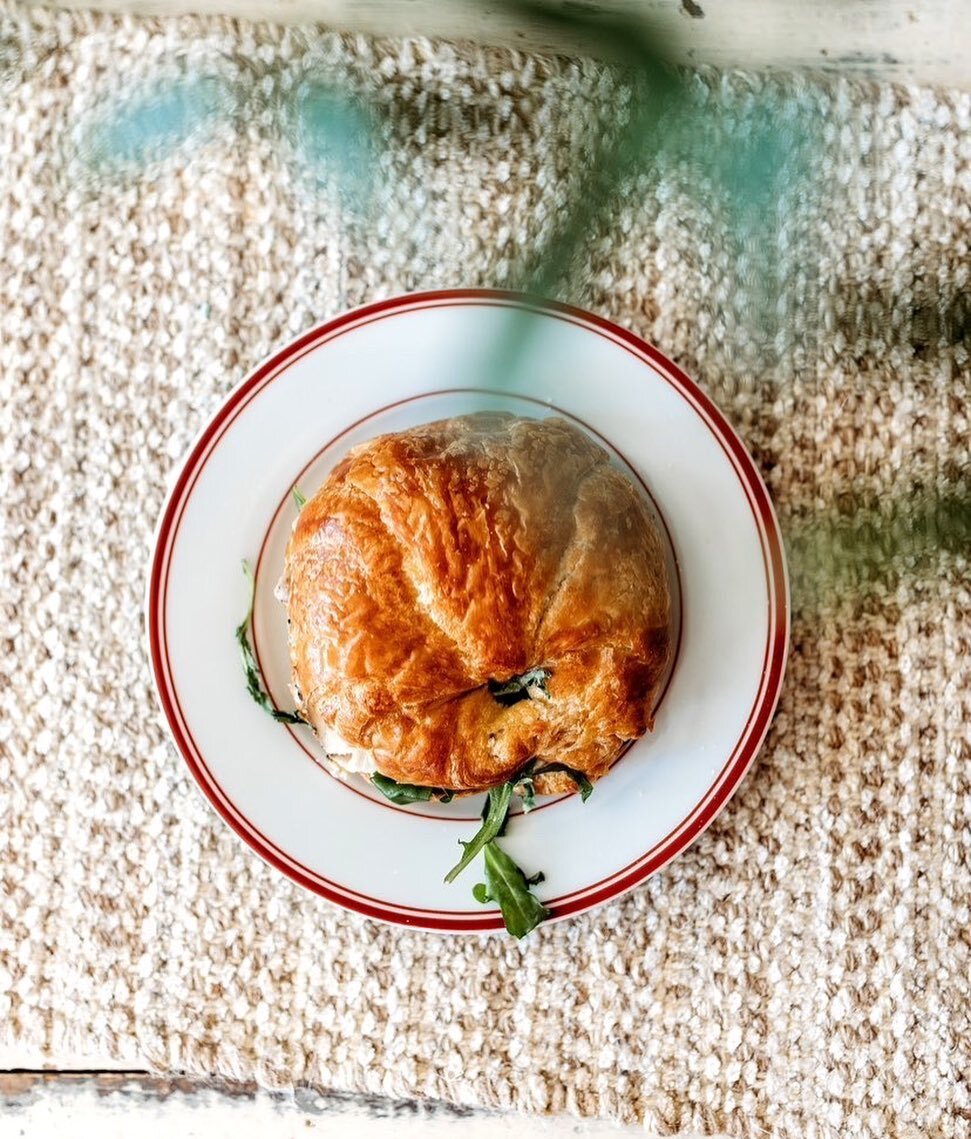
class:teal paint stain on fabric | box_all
[291,81,376,213]
[717,108,812,214]
[81,76,231,171]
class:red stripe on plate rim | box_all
[146,289,790,933]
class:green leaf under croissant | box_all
[236,561,306,725]
[370,773,454,804]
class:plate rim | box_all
[146,288,790,932]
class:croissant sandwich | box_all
[280,412,673,800]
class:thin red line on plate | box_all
[147,289,789,932]
[251,387,684,824]
[151,300,783,924]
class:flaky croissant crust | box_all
[284,413,672,794]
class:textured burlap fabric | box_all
[1,4,969,1134]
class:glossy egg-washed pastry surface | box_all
[283,413,672,794]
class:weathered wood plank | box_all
[21,0,971,89]
[0,1071,668,1137]
[2,1070,481,1113]
[1,1071,260,1099]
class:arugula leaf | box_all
[478,787,510,834]
[488,667,550,706]
[371,773,454,805]
[444,781,513,883]
[481,841,550,939]
[236,561,305,725]
[531,762,595,802]
[292,485,307,509]
[453,762,564,936]
[476,862,545,900]
[371,773,432,803]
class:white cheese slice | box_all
[319,725,374,774]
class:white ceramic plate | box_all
[148,290,788,933]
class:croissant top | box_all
[282,412,672,795]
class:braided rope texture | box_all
[0,4,968,1134]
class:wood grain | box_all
[21,0,970,88]
[0,1070,473,1111]
[0,1072,660,1136]
[1,1071,260,1100]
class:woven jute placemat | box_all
[0,4,968,1134]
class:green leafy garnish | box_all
[479,788,511,834]
[444,781,513,883]
[291,485,307,509]
[371,773,454,804]
[478,842,551,939]
[449,758,594,935]
[488,667,550,706]
[476,861,544,904]
[236,561,305,725]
